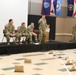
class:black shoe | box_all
[30,42,33,44]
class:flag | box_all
[41,0,51,15]
[73,0,76,17]
[67,0,74,16]
[56,0,62,16]
[50,0,57,16]
[53,0,57,15]
[41,0,62,16]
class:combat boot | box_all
[30,41,33,44]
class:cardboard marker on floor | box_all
[70,65,76,71]
[49,50,54,54]
[66,60,73,65]
[24,58,32,63]
[15,66,24,72]
[58,55,62,59]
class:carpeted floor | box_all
[0,49,76,75]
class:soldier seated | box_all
[15,22,28,44]
[4,19,15,45]
[27,23,38,44]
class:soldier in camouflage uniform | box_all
[15,22,28,44]
[38,15,47,43]
[4,19,15,45]
[72,24,76,42]
[27,23,37,44]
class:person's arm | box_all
[17,26,21,33]
[25,29,27,35]
[4,25,8,33]
[27,27,29,33]
[38,19,42,24]
[13,25,15,34]
[45,19,47,27]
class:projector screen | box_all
[0,0,28,42]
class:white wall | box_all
[0,0,28,42]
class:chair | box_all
[33,30,39,35]
[2,30,18,42]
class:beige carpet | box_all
[0,49,76,75]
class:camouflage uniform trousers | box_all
[39,29,46,43]
[15,33,29,43]
[28,32,37,43]
[71,34,76,42]
[5,32,15,43]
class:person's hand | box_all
[22,33,25,36]
[10,34,15,36]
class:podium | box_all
[45,25,50,42]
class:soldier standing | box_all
[27,23,37,44]
[4,19,15,45]
[72,24,76,42]
[38,15,47,43]
[15,22,28,44]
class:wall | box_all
[28,0,76,42]
[0,0,28,42]
[28,0,42,15]
[28,0,67,17]
[55,17,65,41]
[65,18,76,33]
[28,0,70,42]
[56,17,76,42]
[28,0,67,6]
[28,0,42,3]
[64,18,76,41]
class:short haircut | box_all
[9,19,13,23]
[31,22,34,24]
[21,22,25,26]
